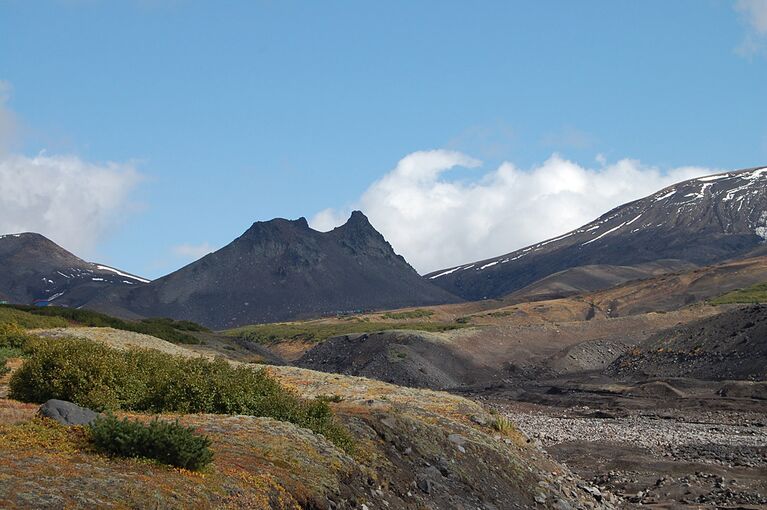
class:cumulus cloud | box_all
[735,0,767,56]
[0,82,142,255]
[171,242,215,261]
[311,150,716,274]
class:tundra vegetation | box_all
[9,336,353,451]
[89,414,214,470]
[710,282,767,305]
[0,304,206,344]
[227,319,464,345]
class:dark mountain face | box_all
[0,233,150,306]
[427,166,767,301]
[91,211,459,329]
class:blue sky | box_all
[1,0,766,277]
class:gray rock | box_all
[38,399,98,426]
[416,476,434,494]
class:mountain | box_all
[502,259,698,303]
[427,166,767,300]
[90,211,460,329]
[0,233,149,306]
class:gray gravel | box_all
[506,408,767,465]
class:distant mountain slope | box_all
[427,166,767,300]
[0,233,149,307]
[90,211,459,329]
[503,259,698,303]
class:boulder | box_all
[38,399,98,426]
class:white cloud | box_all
[171,242,215,261]
[0,82,142,255]
[311,150,716,274]
[735,0,767,56]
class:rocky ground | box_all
[492,399,767,509]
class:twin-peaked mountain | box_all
[0,232,149,306]
[427,166,767,300]
[88,211,460,329]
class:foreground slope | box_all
[0,323,615,509]
[428,166,767,300]
[90,211,458,329]
[0,233,149,306]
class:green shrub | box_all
[89,414,213,470]
[0,306,69,330]
[0,305,206,344]
[0,323,36,349]
[10,337,353,451]
[0,346,24,376]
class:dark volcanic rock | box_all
[91,212,459,329]
[607,305,767,381]
[427,167,767,300]
[0,232,149,307]
[296,330,494,390]
[38,399,99,426]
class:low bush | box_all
[0,306,70,329]
[10,337,353,451]
[0,322,35,349]
[0,305,206,344]
[89,414,213,470]
[0,346,23,376]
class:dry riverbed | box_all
[499,401,767,508]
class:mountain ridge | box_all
[0,232,149,307]
[87,211,460,328]
[427,166,767,300]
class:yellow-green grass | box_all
[710,282,767,305]
[225,320,466,345]
[0,306,69,329]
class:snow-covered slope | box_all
[0,232,149,306]
[427,166,767,300]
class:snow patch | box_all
[625,213,643,226]
[654,189,676,201]
[429,266,462,279]
[756,211,767,241]
[95,265,150,283]
[697,174,730,182]
[48,291,65,301]
[582,221,627,246]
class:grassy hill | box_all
[0,309,605,509]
